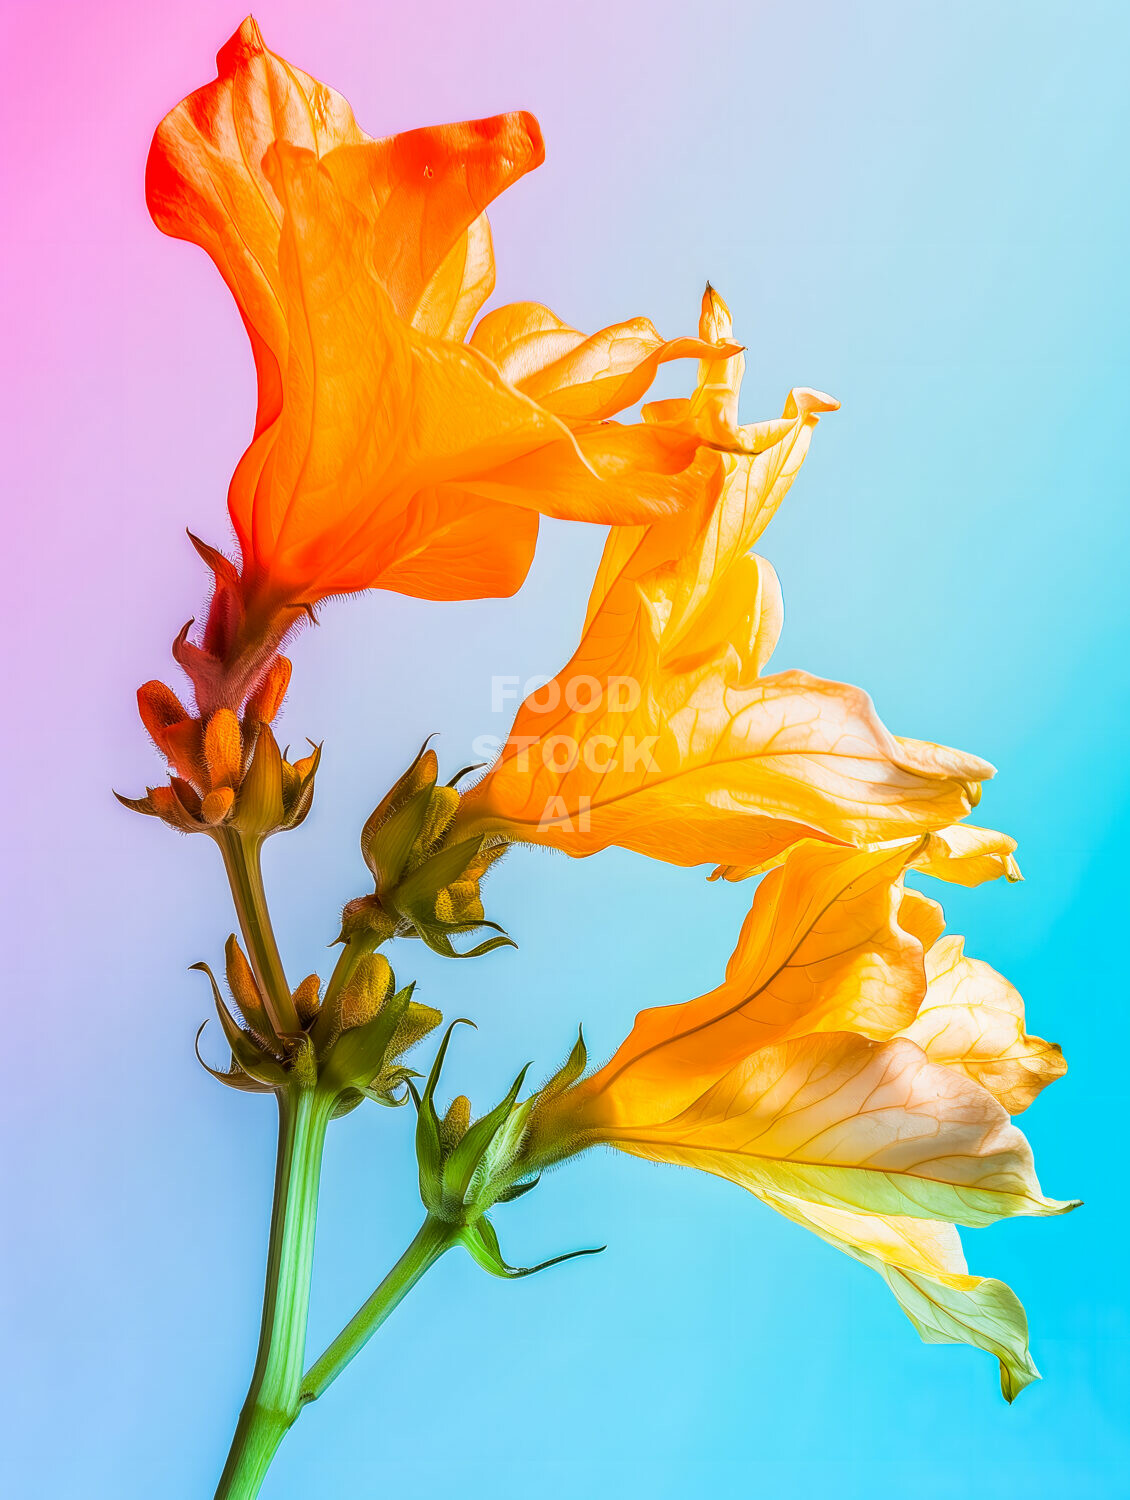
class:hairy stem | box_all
[213,1087,334,1500]
[301,1217,456,1403]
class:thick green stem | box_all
[301,1217,456,1404]
[217,828,298,1033]
[214,1087,334,1500]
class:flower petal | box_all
[460,661,993,870]
[896,935,1066,1114]
[314,117,542,324]
[148,21,592,605]
[757,1189,1040,1400]
[687,283,745,443]
[608,1030,1073,1227]
[457,322,988,868]
[411,212,495,341]
[584,384,838,651]
[230,144,608,599]
[449,425,718,528]
[471,301,740,422]
[370,488,540,602]
[911,824,1023,886]
[714,826,1019,889]
[577,843,929,1128]
[543,845,1070,1231]
[897,887,946,950]
[146,20,539,376]
[146,19,367,441]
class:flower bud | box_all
[192,941,440,1112]
[412,1023,603,1280]
[118,701,319,841]
[520,1026,596,1169]
[341,742,512,960]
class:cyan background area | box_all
[3,1,1127,1494]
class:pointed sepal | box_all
[190,962,289,1088]
[460,1216,605,1280]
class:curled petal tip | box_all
[699,282,734,341]
[515,109,545,166]
[223,16,266,62]
[785,387,840,418]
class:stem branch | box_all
[301,1217,456,1404]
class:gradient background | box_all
[3,1,1128,1495]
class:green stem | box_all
[214,1087,335,1500]
[217,828,298,1033]
[301,1217,456,1404]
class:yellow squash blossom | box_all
[528,839,1071,1397]
[454,287,994,871]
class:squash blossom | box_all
[515,839,1072,1400]
[453,287,1003,873]
[143,18,738,715]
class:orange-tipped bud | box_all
[204,708,243,790]
[120,716,320,841]
[246,656,292,725]
[137,679,191,747]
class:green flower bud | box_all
[191,941,440,1113]
[341,742,513,960]
[412,1022,603,1281]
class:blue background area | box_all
[3,1,1128,1495]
